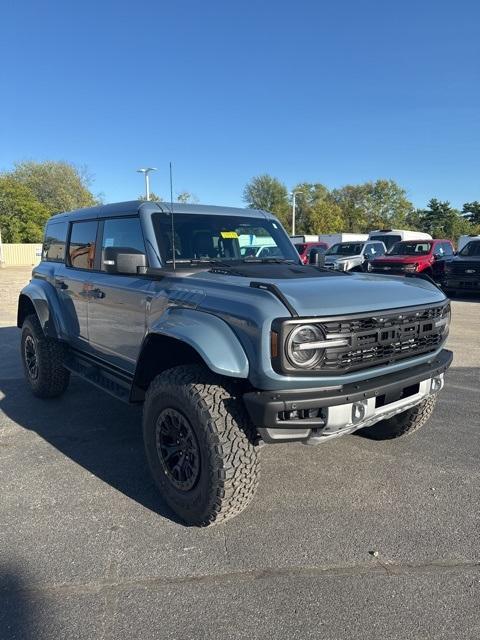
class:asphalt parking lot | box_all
[1,267,479,639]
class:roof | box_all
[393,238,450,243]
[49,200,274,222]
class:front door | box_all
[87,216,150,373]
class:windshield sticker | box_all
[220,231,239,239]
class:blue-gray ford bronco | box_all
[18,201,452,526]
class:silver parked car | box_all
[324,240,387,271]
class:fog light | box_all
[430,375,444,393]
[352,400,368,423]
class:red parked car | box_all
[294,241,329,265]
[368,239,455,279]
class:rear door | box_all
[62,219,99,346]
[87,216,151,372]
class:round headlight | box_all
[286,324,324,368]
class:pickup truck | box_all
[18,201,452,526]
[323,240,387,271]
[441,239,480,294]
[368,239,455,279]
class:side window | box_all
[442,242,454,256]
[364,244,375,257]
[68,221,98,270]
[375,242,386,256]
[42,221,68,262]
[101,217,146,272]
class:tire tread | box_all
[22,314,70,398]
[359,395,437,440]
[143,365,259,526]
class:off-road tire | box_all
[21,314,70,398]
[358,395,437,440]
[143,365,259,526]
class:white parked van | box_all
[318,233,368,247]
[368,229,432,251]
[290,235,321,243]
[458,235,480,251]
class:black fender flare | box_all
[17,280,68,339]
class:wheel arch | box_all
[17,281,68,339]
[130,308,250,402]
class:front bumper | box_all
[443,277,480,291]
[243,349,452,443]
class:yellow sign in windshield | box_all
[220,231,239,239]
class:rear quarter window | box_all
[42,221,68,262]
[68,220,99,270]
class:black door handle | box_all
[91,288,105,299]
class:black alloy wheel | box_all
[155,408,201,491]
[24,334,39,380]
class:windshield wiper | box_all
[165,258,246,274]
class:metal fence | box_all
[0,244,42,266]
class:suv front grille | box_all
[450,261,480,276]
[275,303,449,376]
[319,304,447,373]
[322,305,443,335]
[371,261,406,272]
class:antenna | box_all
[169,162,176,270]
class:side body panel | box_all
[87,271,150,371]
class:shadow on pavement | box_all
[0,567,37,640]
[0,328,183,525]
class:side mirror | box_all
[103,246,147,275]
[309,249,325,266]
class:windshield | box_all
[326,242,363,256]
[459,241,480,257]
[152,212,300,264]
[370,234,401,249]
[388,241,432,256]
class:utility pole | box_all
[136,167,157,201]
[290,191,304,236]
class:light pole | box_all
[290,191,304,236]
[137,167,157,201]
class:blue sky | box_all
[1,0,479,209]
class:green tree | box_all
[7,160,99,215]
[0,176,50,242]
[330,184,368,232]
[363,180,414,229]
[176,191,198,203]
[243,175,290,228]
[462,201,480,225]
[417,199,471,241]
[291,183,345,234]
[138,191,162,202]
[331,180,414,232]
